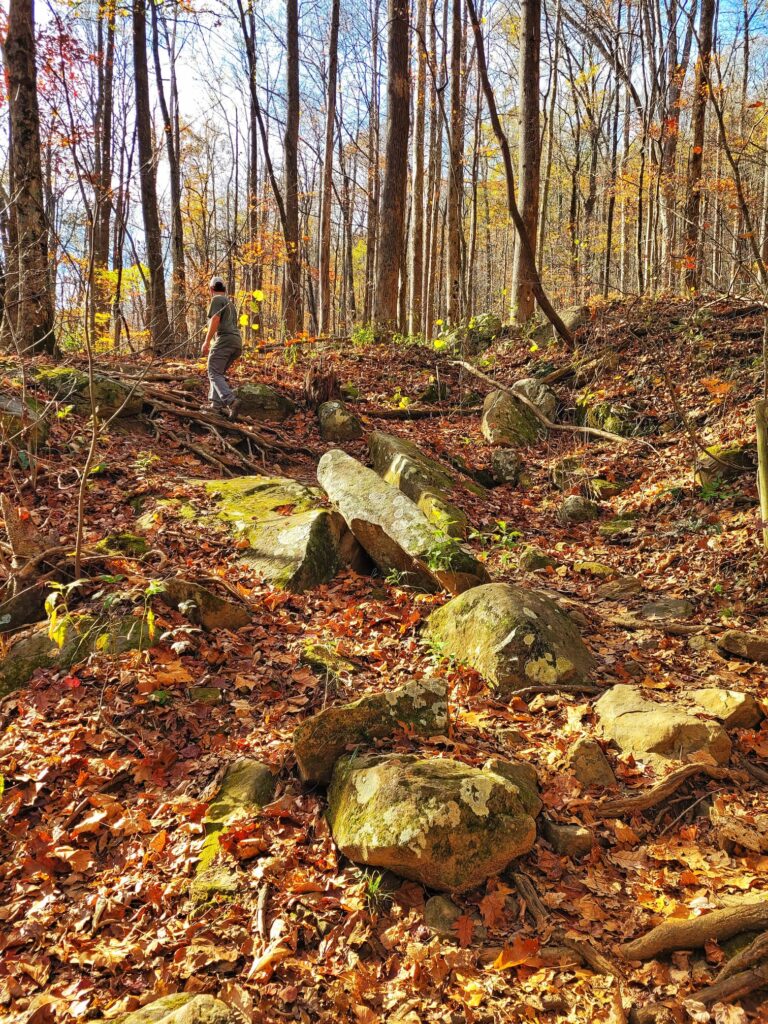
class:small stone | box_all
[188,686,222,704]
[300,642,358,680]
[498,727,526,747]
[718,629,768,665]
[318,400,363,441]
[491,448,523,485]
[419,378,450,403]
[519,544,560,571]
[597,576,642,601]
[587,478,627,499]
[160,578,251,632]
[550,456,587,491]
[568,737,616,789]
[424,895,461,937]
[541,818,594,857]
[687,687,762,729]
[639,598,694,622]
[95,532,150,557]
[206,758,275,827]
[573,561,615,578]
[236,383,295,422]
[557,495,600,525]
[599,518,636,540]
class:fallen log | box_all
[620,899,768,961]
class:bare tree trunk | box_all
[446,0,464,323]
[91,6,115,340]
[373,0,410,335]
[132,0,172,353]
[284,0,303,335]
[512,0,540,322]
[318,0,340,335]
[683,0,716,292]
[1,0,56,355]
[364,0,380,325]
[409,0,427,335]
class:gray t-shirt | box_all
[207,294,242,346]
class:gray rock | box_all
[686,687,762,729]
[368,429,473,538]
[718,629,768,665]
[327,752,536,892]
[512,378,559,421]
[424,895,462,937]
[595,684,731,764]
[426,583,595,697]
[236,382,295,422]
[205,758,276,827]
[557,495,600,525]
[519,544,560,571]
[491,449,523,485]
[105,994,233,1024]
[568,737,616,789]
[318,400,363,441]
[541,818,594,858]
[481,390,542,447]
[293,677,448,784]
[596,576,643,601]
[531,306,588,344]
[160,578,251,631]
[550,456,587,491]
[639,598,694,622]
[318,449,489,594]
[33,368,143,419]
[0,391,50,446]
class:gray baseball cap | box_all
[209,275,225,289]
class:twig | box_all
[512,681,602,699]
[256,882,269,940]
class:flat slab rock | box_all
[426,583,595,696]
[293,678,448,784]
[595,685,732,765]
[317,449,488,594]
[106,994,233,1024]
[327,752,537,891]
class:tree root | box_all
[594,765,746,819]
[695,961,768,1004]
[716,931,768,982]
[620,899,768,961]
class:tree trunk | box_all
[91,7,115,340]
[683,0,716,292]
[132,0,172,353]
[409,0,427,335]
[512,0,540,322]
[1,0,56,355]
[363,0,380,325]
[283,0,303,335]
[446,0,464,324]
[373,0,410,336]
[318,0,340,335]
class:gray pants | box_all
[207,338,242,409]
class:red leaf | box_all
[453,914,475,948]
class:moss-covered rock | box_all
[95,532,150,557]
[293,677,448,784]
[104,993,234,1024]
[301,642,358,680]
[518,544,560,571]
[0,581,50,633]
[426,583,594,696]
[481,390,542,447]
[34,367,143,418]
[573,561,615,578]
[327,752,536,891]
[236,382,295,422]
[599,517,637,540]
[160,577,251,631]
[491,449,523,485]
[369,430,471,538]
[482,757,541,817]
[587,478,627,500]
[318,400,363,441]
[550,455,587,492]
[695,441,756,487]
[419,377,450,403]
[557,495,600,525]
[0,613,149,697]
[511,378,559,421]
[0,391,50,446]
[576,393,641,437]
[318,449,489,594]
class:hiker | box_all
[202,275,242,420]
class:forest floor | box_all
[1,296,767,1024]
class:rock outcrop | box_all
[235,383,295,421]
[34,367,143,418]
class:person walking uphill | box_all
[202,276,242,420]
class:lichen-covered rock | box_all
[236,382,295,422]
[599,517,637,540]
[550,456,587,491]
[541,818,593,858]
[595,685,732,765]
[0,581,50,633]
[95,532,150,557]
[419,377,449,403]
[481,390,542,447]
[717,629,768,665]
[318,400,363,441]
[301,641,358,680]
[34,367,143,418]
[160,577,251,631]
[573,561,615,578]
[491,449,523,485]
[576,393,641,437]
[557,495,600,525]
[686,687,762,729]
[317,449,488,594]
[293,678,448,784]
[483,757,541,817]
[327,752,536,891]
[0,391,50,446]
[512,378,559,421]
[0,613,149,697]
[105,993,233,1024]
[518,545,560,571]
[369,429,472,538]
[695,441,756,488]
[587,478,627,500]
[426,583,594,696]
[205,475,363,592]
[568,737,616,789]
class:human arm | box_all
[201,314,220,356]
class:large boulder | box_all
[318,400,363,441]
[481,390,542,447]
[236,382,295,422]
[368,429,475,538]
[317,449,489,594]
[203,476,364,592]
[0,613,149,697]
[530,306,589,345]
[34,367,143,418]
[594,685,732,765]
[103,994,233,1024]
[327,752,537,891]
[0,391,50,446]
[426,583,595,696]
[293,677,448,784]
[512,378,559,421]
[695,441,756,488]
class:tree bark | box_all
[683,0,716,292]
[446,0,463,323]
[409,0,428,335]
[283,0,303,335]
[512,0,540,322]
[373,0,410,336]
[1,0,56,355]
[318,0,340,336]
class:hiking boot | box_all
[226,398,241,421]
